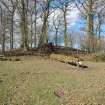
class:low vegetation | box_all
[0,56,105,105]
[79,53,105,62]
[50,54,78,62]
[91,53,105,62]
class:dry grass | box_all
[79,53,105,62]
[0,56,105,105]
[50,54,79,62]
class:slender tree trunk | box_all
[10,14,14,50]
[97,14,101,39]
[2,30,5,54]
[95,13,102,52]
[0,8,5,54]
[53,16,60,46]
[55,28,58,46]
[44,18,48,43]
[63,9,68,47]
[34,0,37,47]
[31,14,33,48]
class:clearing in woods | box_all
[0,56,105,105]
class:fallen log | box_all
[9,58,21,61]
[68,61,88,68]
[0,56,8,61]
[67,61,77,66]
[0,56,21,61]
[58,60,88,68]
[79,64,88,68]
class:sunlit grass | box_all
[0,56,105,105]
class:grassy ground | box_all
[0,56,105,105]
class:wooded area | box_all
[1,1,105,105]
[0,0,105,55]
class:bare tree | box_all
[38,0,53,47]
[34,0,37,47]
[76,0,105,53]
[16,0,29,51]
[52,13,62,46]
[0,7,9,54]
[0,0,17,50]
[53,0,74,47]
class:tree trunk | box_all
[10,14,14,50]
[97,14,101,39]
[55,29,58,46]
[38,6,49,47]
[21,0,29,51]
[0,7,5,54]
[34,0,37,48]
[30,14,33,48]
[63,9,68,47]
[2,31,5,54]
[87,0,94,53]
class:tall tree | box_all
[16,0,29,51]
[38,0,53,47]
[76,0,105,52]
[87,0,94,52]
[0,7,8,54]
[53,0,73,47]
[34,0,37,47]
[52,13,62,46]
[0,0,17,50]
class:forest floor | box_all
[0,56,105,105]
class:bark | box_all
[30,14,33,48]
[38,0,50,47]
[20,0,29,51]
[97,14,101,39]
[87,0,94,53]
[55,29,58,46]
[53,15,60,46]
[63,8,68,47]
[2,29,5,54]
[0,7,5,54]
[10,14,14,50]
[34,0,37,47]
